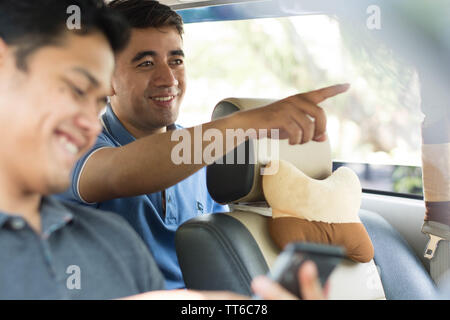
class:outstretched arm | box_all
[79,84,349,203]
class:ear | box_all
[109,69,117,97]
[108,82,117,106]
[0,37,15,73]
[110,83,116,96]
[0,37,7,67]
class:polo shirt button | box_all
[10,218,25,230]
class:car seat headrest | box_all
[206,98,333,204]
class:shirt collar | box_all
[102,104,178,146]
[0,196,74,237]
[40,196,74,238]
[0,213,8,228]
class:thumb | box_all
[299,261,326,300]
[251,276,298,300]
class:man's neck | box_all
[109,103,167,139]
[127,123,167,139]
[0,169,42,233]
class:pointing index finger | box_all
[301,83,350,105]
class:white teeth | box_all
[152,96,174,102]
[65,142,79,155]
[58,135,79,155]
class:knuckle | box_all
[280,100,293,111]
[285,95,302,106]
[303,118,314,132]
[303,124,314,140]
[315,106,325,118]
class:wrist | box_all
[227,109,254,132]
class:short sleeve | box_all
[212,202,230,213]
[55,131,116,206]
[207,187,230,213]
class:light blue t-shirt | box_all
[56,105,229,289]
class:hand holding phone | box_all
[269,242,346,299]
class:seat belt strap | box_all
[420,113,450,284]
[430,241,450,283]
[421,141,450,284]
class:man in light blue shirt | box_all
[59,104,227,289]
[57,0,228,289]
[57,0,348,289]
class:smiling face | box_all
[0,31,114,195]
[110,26,186,137]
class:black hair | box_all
[108,0,184,37]
[0,0,131,70]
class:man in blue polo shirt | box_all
[60,104,227,289]
[56,0,229,290]
[56,0,350,289]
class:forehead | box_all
[126,27,183,56]
[28,32,114,88]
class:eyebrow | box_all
[170,50,185,57]
[72,67,99,87]
[131,49,185,63]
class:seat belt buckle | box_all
[422,221,450,260]
[424,233,444,260]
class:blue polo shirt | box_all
[57,105,228,289]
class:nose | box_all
[75,108,102,139]
[153,63,178,87]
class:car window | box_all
[178,12,423,198]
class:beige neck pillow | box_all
[262,160,374,263]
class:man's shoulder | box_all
[96,127,120,147]
[54,197,154,258]
[55,197,136,235]
[46,196,166,293]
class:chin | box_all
[43,176,71,195]
[151,116,177,129]
[155,106,180,124]
[166,113,180,127]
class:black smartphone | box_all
[269,242,346,299]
